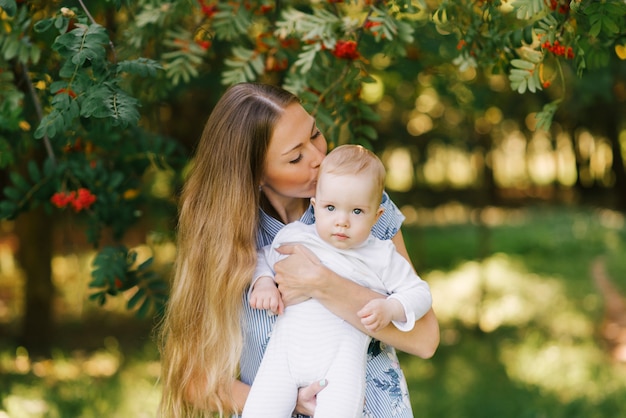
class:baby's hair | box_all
[319,144,386,201]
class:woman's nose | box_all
[310,144,325,168]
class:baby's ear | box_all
[376,206,385,220]
[310,197,316,207]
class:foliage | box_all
[432,0,626,129]
[0,0,623,318]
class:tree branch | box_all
[22,63,56,166]
[77,0,118,63]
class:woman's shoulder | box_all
[372,191,405,241]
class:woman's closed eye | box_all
[289,154,303,164]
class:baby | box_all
[242,145,432,418]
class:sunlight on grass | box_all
[427,254,594,334]
[0,339,161,418]
[424,253,626,407]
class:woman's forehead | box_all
[270,104,314,152]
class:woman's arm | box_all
[273,230,440,358]
[184,377,250,414]
[185,371,323,416]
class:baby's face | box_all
[312,173,383,250]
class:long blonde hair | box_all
[157,83,300,417]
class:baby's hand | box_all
[358,299,394,332]
[249,276,284,315]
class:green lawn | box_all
[1,205,625,417]
[401,204,626,418]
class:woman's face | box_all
[261,103,328,199]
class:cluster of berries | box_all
[332,40,359,60]
[50,188,97,212]
[547,0,570,14]
[197,0,217,18]
[541,40,574,59]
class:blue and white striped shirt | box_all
[240,192,414,417]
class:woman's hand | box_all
[273,243,326,306]
[294,379,327,416]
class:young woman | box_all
[157,83,439,418]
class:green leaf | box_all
[9,171,29,191]
[513,0,545,20]
[222,46,264,85]
[2,38,20,60]
[0,138,13,168]
[27,161,40,183]
[91,246,130,287]
[3,186,21,201]
[213,4,251,41]
[33,18,55,33]
[601,16,619,36]
[116,58,162,77]
[136,297,152,318]
[357,124,378,140]
[589,21,602,38]
[88,291,107,306]
[0,200,17,219]
[127,287,145,310]
[0,0,17,17]
[511,59,535,70]
[54,23,108,66]
[294,43,321,74]
[535,100,560,131]
[109,171,125,189]
[138,257,154,271]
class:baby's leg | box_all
[242,337,298,418]
[313,332,370,418]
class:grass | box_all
[400,204,626,418]
[1,204,626,417]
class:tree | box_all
[0,0,624,352]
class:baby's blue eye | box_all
[353,209,362,215]
[326,205,335,212]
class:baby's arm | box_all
[249,276,284,315]
[357,298,405,332]
[249,245,284,315]
[368,243,432,332]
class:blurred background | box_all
[1,1,626,417]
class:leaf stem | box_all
[22,63,56,166]
[77,0,118,63]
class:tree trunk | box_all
[14,206,54,357]
[607,112,626,211]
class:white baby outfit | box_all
[241,221,432,418]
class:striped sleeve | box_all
[371,191,405,241]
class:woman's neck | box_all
[260,192,309,224]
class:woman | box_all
[158,83,439,418]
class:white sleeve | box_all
[248,245,276,299]
[381,246,432,332]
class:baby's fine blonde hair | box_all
[318,144,386,202]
